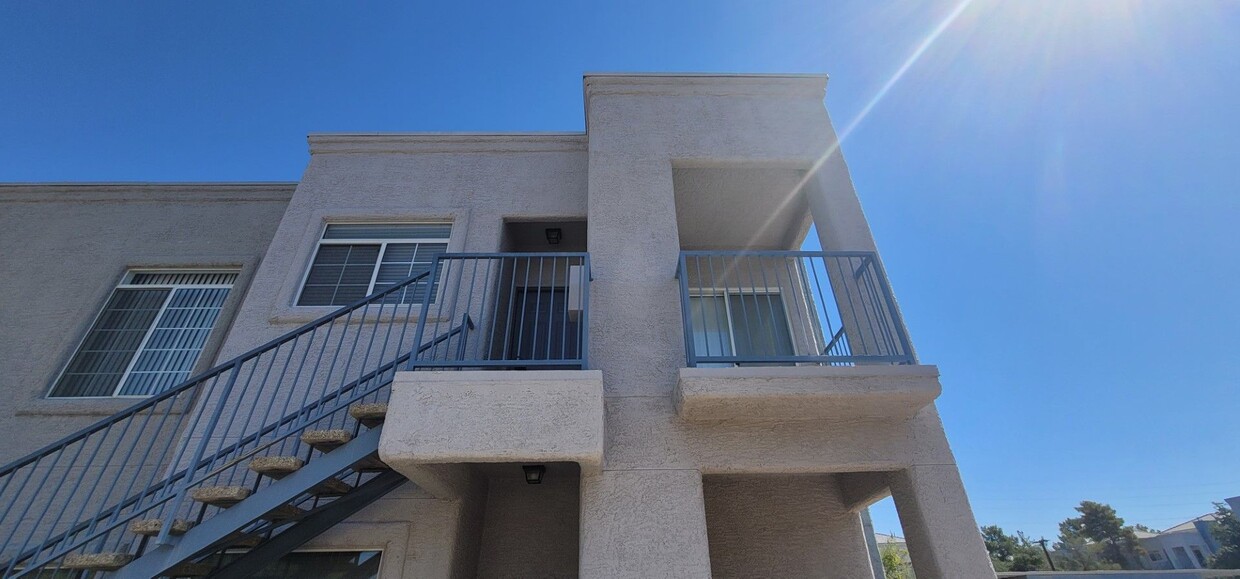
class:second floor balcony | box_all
[390,248,919,372]
[673,250,938,423]
[676,250,915,368]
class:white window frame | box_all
[296,222,451,307]
[48,269,238,399]
[688,287,797,358]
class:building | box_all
[0,73,994,578]
[1140,513,1225,571]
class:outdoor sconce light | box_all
[523,464,546,485]
[545,228,562,245]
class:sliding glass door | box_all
[688,292,795,364]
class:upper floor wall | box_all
[0,183,293,463]
[582,74,885,396]
[0,73,897,429]
[214,134,589,358]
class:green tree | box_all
[1054,518,1120,571]
[982,525,1049,571]
[1059,501,1145,569]
[1209,503,1240,569]
[880,543,911,579]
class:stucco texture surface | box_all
[579,469,712,579]
[475,464,581,579]
[704,474,875,579]
[675,365,942,422]
[0,184,292,464]
[381,370,604,469]
[0,75,996,579]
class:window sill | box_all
[15,396,191,417]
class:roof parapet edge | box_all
[308,132,589,155]
[0,182,297,203]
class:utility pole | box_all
[1035,537,1057,571]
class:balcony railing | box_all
[676,250,914,367]
[407,252,590,370]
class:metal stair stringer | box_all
[208,470,405,579]
[114,425,389,579]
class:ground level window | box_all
[48,271,237,398]
[219,550,381,579]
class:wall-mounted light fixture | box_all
[523,464,546,485]
[545,228,562,245]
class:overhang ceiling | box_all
[673,167,812,250]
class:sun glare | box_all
[760,0,1204,252]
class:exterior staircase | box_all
[0,269,471,578]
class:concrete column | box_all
[889,465,995,579]
[804,132,914,361]
[806,136,877,254]
[579,469,713,578]
[821,510,880,579]
[401,495,486,579]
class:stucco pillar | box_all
[889,465,995,579]
[806,137,877,254]
[821,510,880,579]
[579,469,713,578]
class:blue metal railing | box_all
[408,253,590,371]
[0,268,463,577]
[676,250,915,367]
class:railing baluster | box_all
[400,253,589,370]
[674,251,913,367]
[0,257,595,575]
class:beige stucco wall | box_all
[0,183,293,464]
[381,370,604,471]
[475,465,580,579]
[202,134,591,575]
[214,134,588,353]
[704,474,874,579]
[0,75,995,579]
[578,74,992,578]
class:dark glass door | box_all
[508,288,580,363]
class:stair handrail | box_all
[7,314,474,576]
[0,268,439,575]
[0,270,433,479]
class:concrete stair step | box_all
[249,455,305,479]
[190,485,252,508]
[300,429,352,453]
[260,503,307,522]
[349,403,388,428]
[309,477,353,497]
[128,518,193,537]
[61,552,134,571]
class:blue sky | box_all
[2,0,1238,541]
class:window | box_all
[1149,550,1164,561]
[1191,546,1207,567]
[688,291,795,362]
[218,550,381,579]
[49,271,237,398]
[298,223,450,306]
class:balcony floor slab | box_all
[380,370,604,478]
[674,365,940,422]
